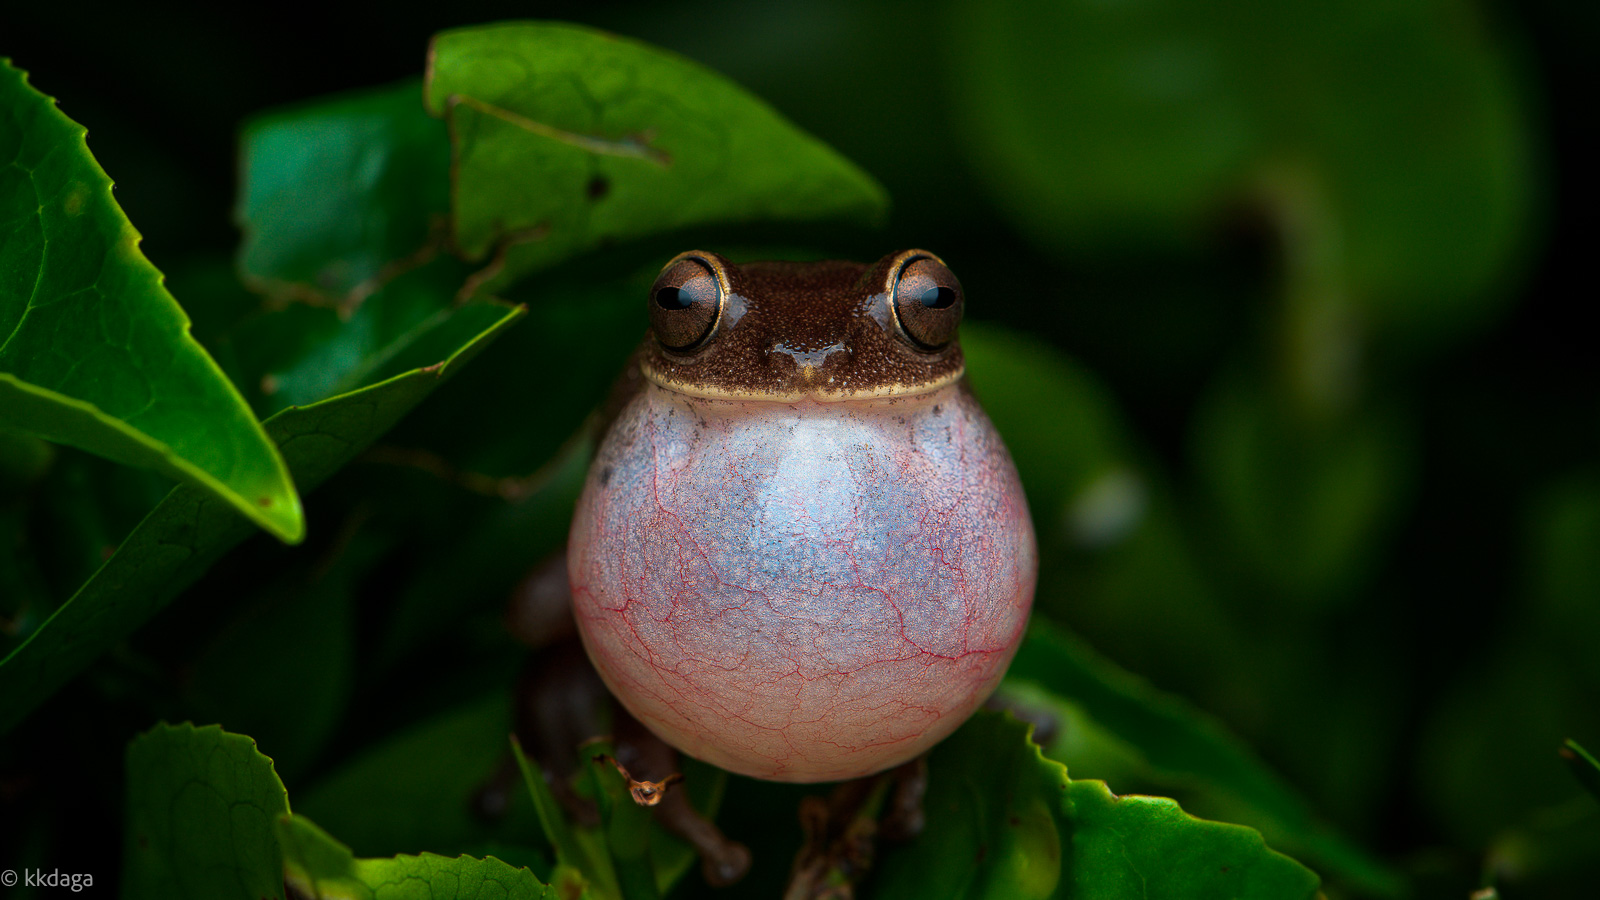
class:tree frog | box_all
[569,249,1037,784]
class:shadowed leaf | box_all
[122,723,289,900]
[237,79,451,306]
[0,303,523,733]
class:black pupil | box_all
[655,286,694,310]
[919,285,956,309]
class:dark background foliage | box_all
[2,0,1595,896]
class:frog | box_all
[494,249,1037,892]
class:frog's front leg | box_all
[783,756,930,899]
[608,707,753,886]
[491,552,750,885]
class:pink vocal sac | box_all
[569,380,1036,782]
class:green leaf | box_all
[512,735,599,888]
[1422,478,1600,843]
[871,711,1320,900]
[423,21,888,288]
[510,723,728,900]
[218,257,486,417]
[279,813,558,900]
[1192,374,1409,608]
[581,742,660,900]
[237,79,451,306]
[0,60,303,542]
[0,303,523,733]
[1560,740,1600,805]
[297,691,541,858]
[122,722,290,900]
[947,0,1532,348]
[1004,620,1400,896]
[962,322,1139,548]
[183,538,383,781]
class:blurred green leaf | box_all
[962,322,1137,549]
[1421,474,1600,844]
[122,722,289,900]
[371,263,645,669]
[1004,620,1400,896]
[0,303,523,733]
[279,813,558,900]
[1192,375,1409,608]
[297,691,540,858]
[947,0,1532,347]
[237,79,451,305]
[1560,740,1600,805]
[871,711,1320,899]
[423,21,888,290]
[183,538,386,781]
[0,447,171,658]
[0,429,51,493]
[0,60,303,542]
[1483,799,1600,894]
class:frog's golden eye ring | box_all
[650,253,725,353]
[889,252,963,351]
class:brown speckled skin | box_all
[641,251,965,401]
[569,251,1036,783]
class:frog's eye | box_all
[891,255,963,350]
[650,256,723,352]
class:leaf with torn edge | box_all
[0,302,523,733]
[0,60,302,542]
[424,21,889,289]
[236,79,452,309]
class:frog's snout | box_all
[773,341,849,383]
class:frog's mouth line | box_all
[639,360,965,403]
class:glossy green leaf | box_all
[279,813,558,900]
[0,303,523,733]
[0,60,303,541]
[1004,620,1399,896]
[423,21,888,289]
[947,0,1532,347]
[122,722,290,900]
[237,79,451,305]
[871,711,1320,899]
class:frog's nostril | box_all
[773,341,847,370]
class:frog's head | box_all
[640,250,965,402]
